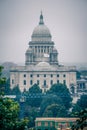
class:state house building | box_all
[10,13,76,92]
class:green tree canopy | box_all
[47,83,72,110]
[40,94,64,116]
[26,84,42,107]
[71,94,87,117]
[5,78,11,95]
[71,109,87,130]
[72,104,82,116]
[77,94,87,110]
[11,85,21,95]
[24,106,40,128]
[43,104,67,117]
[0,66,29,130]
[29,83,42,93]
[0,96,29,130]
[0,66,6,95]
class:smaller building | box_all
[77,78,87,93]
[35,117,77,130]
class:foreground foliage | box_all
[0,66,29,130]
[71,109,87,130]
[0,96,29,130]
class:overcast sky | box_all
[0,0,87,64]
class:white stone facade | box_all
[10,13,76,92]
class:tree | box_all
[0,66,29,130]
[11,85,21,95]
[72,104,81,116]
[24,106,40,128]
[0,96,29,130]
[71,94,87,118]
[40,94,65,116]
[29,83,42,93]
[0,66,6,95]
[43,104,67,117]
[47,83,72,110]
[4,78,11,95]
[77,94,87,110]
[71,109,87,130]
[27,84,42,107]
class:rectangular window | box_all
[37,80,39,85]
[30,80,33,85]
[57,74,59,77]
[63,80,66,85]
[47,46,49,53]
[45,122,48,126]
[30,74,33,77]
[50,122,53,126]
[24,74,26,77]
[12,79,14,84]
[50,80,53,85]
[41,48,43,53]
[63,74,66,77]
[37,74,39,77]
[57,80,59,84]
[38,122,41,126]
[51,74,53,77]
[35,46,37,53]
[44,80,46,86]
[24,80,26,85]
[44,74,46,77]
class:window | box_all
[44,80,46,86]
[37,74,39,77]
[24,74,26,77]
[12,79,14,84]
[63,80,66,85]
[50,122,53,126]
[45,122,48,126]
[30,80,33,85]
[50,80,53,85]
[41,47,43,53]
[83,83,86,89]
[44,74,46,77]
[35,46,37,53]
[30,74,33,77]
[57,80,59,84]
[57,74,59,77]
[63,74,66,77]
[47,46,49,53]
[37,122,41,126]
[51,74,53,77]
[24,80,26,85]
[37,80,39,85]
[38,47,40,53]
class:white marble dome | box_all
[31,13,52,42]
